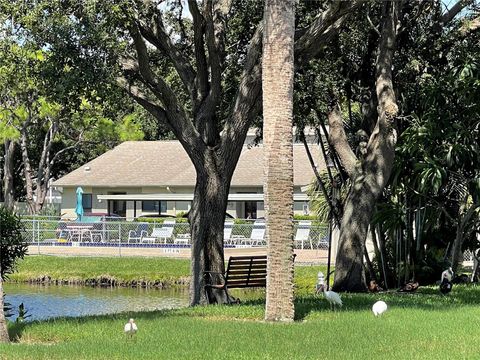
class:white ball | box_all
[372,300,388,316]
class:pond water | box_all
[4,283,189,322]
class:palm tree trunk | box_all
[263,0,296,322]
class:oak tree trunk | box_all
[188,149,237,305]
[263,0,295,322]
[333,0,400,292]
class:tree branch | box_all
[188,0,209,102]
[327,103,358,178]
[441,0,474,24]
[295,0,365,62]
[137,5,196,96]
[223,24,263,154]
[117,76,170,126]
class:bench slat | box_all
[227,281,266,288]
[227,273,267,280]
[227,266,266,272]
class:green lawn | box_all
[9,255,324,290]
[8,256,191,286]
[2,285,480,359]
[5,256,478,359]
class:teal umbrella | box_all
[75,187,84,221]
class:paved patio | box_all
[27,245,330,264]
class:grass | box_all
[2,285,480,359]
[8,256,191,285]
[9,255,325,289]
[6,256,478,359]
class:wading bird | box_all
[319,285,343,311]
[124,318,138,339]
[372,301,388,316]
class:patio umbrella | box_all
[75,186,84,221]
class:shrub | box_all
[0,207,28,280]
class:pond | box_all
[4,283,189,322]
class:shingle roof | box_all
[53,141,324,187]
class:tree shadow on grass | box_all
[294,283,480,321]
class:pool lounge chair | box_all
[241,220,266,247]
[142,220,176,244]
[128,223,149,244]
[294,221,312,249]
[223,220,234,245]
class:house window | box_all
[142,200,160,212]
[160,201,167,213]
[82,194,93,213]
[142,200,167,214]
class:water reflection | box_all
[4,283,189,321]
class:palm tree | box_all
[263,0,296,322]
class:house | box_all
[53,140,324,220]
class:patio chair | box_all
[294,221,312,249]
[142,219,176,244]
[223,220,234,245]
[128,223,149,244]
[241,220,266,247]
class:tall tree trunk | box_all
[3,140,16,211]
[0,265,9,343]
[188,150,236,305]
[333,1,400,292]
[263,0,295,322]
[333,188,374,291]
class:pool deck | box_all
[27,245,330,264]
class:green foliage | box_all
[0,207,27,280]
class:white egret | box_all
[319,285,343,311]
[124,318,138,339]
[372,301,388,316]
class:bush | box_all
[0,207,28,280]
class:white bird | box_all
[320,286,343,311]
[124,318,138,339]
[440,267,454,295]
[441,267,453,283]
[372,301,388,316]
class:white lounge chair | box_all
[294,221,312,249]
[223,220,234,245]
[142,219,175,243]
[241,220,266,247]
[128,223,149,244]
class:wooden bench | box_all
[204,255,267,304]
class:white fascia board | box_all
[97,193,309,202]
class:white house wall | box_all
[59,184,312,219]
